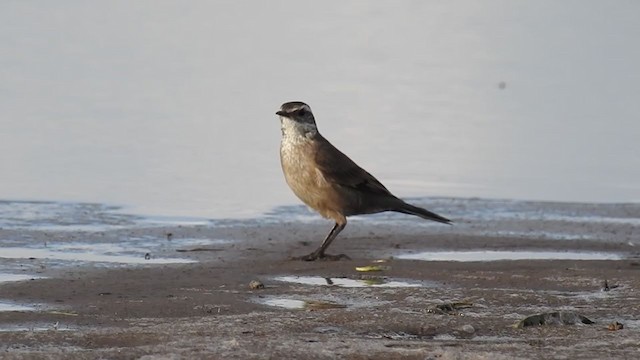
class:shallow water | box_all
[263,197,640,244]
[0,302,36,312]
[0,247,195,265]
[0,324,73,332]
[260,298,307,310]
[1,197,638,245]
[0,237,231,266]
[257,298,348,310]
[0,273,45,284]
[1,1,639,219]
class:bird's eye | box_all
[298,109,306,116]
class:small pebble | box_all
[313,326,342,334]
[249,280,265,289]
[461,324,475,334]
[608,321,624,331]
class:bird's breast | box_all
[280,137,340,217]
[280,137,321,192]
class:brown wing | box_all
[313,134,394,197]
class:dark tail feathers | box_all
[395,202,452,225]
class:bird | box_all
[276,101,451,261]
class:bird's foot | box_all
[320,253,351,261]
[291,252,351,261]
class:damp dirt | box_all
[0,200,639,358]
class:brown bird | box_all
[277,101,451,261]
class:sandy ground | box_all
[0,218,639,359]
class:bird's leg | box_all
[314,222,350,260]
[293,221,350,261]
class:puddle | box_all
[0,323,75,332]
[258,298,347,310]
[398,251,622,262]
[0,273,45,284]
[274,276,423,288]
[0,237,232,265]
[261,298,307,309]
[0,246,195,264]
[0,302,36,312]
[433,334,458,341]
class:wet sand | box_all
[0,204,639,359]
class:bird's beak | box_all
[276,110,286,116]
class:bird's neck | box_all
[280,116,318,143]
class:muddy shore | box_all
[0,201,639,359]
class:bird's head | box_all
[276,101,318,137]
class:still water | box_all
[1,1,639,219]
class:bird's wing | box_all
[313,135,393,196]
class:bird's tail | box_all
[394,202,452,225]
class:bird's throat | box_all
[280,117,318,141]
